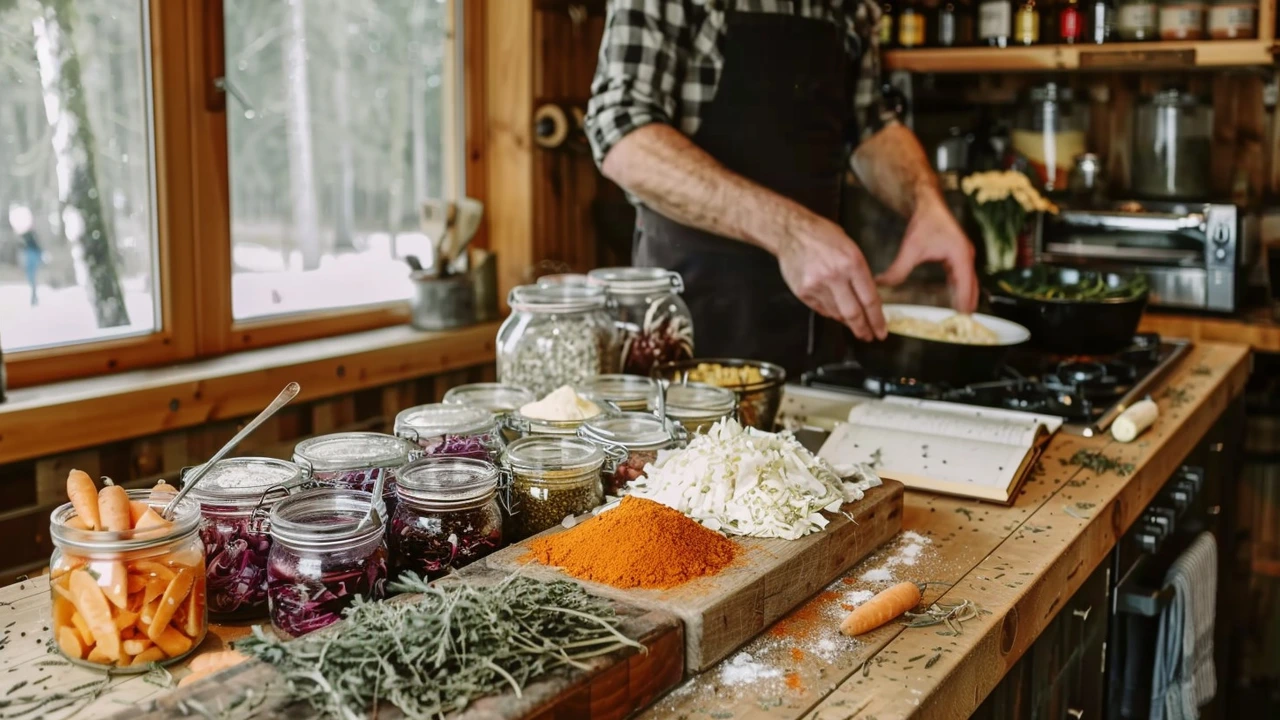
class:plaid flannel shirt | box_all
[585,0,889,168]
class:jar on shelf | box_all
[664,382,736,434]
[266,488,387,638]
[497,284,619,399]
[978,0,1016,46]
[1014,0,1042,44]
[501,436,607,540]
[897,0,927,47]
[1088,0,1117,42]
[1012,82,1087,193]
[1207,0,1256,37]
[442,383,536,420]
[292,432,414,528]
[1159,0,1207,38]
[579,412,683,496]
[49,489,207,670]
[1117,0,1160,38]
[935,0,975,46]
[183,457,305,620]
[576,374,663,413]
[394,403,505,463]
[390,457,503,580]
[587,267,694,377]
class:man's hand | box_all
[876,192,979,313]
[778,216,887,341]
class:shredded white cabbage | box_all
[629,418,881,540]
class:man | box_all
[9,205,42,306]
[585,0,978,377]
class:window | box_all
[0,0,158,354]
[223,0,456,322]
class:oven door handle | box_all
[1056,211,1206,233]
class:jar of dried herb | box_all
[501,436,607,541]
[576,374,662,413]
[497,284,619,399]
[579,412,683,496]
[664,382,736,434]
[390,457,503,580]
[587,268,695,377]
[394,403,505,464]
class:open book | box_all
[817,398,1063,504]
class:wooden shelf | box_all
[884,40,1278,74]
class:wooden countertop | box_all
[1139,307,1280,355]
[0,342,1252,719]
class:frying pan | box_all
[985,266,1149,355]
[850,304,1031,386]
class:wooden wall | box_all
[0,363,495,585]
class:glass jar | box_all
[1014,0,1042,44]
[576,374,663,413]
[442,383,536,420]
[1159,0,1207,38]
[579,412,682,496]
[501,436,606,541]
[266,488,387,638]
[1117,0,1159,38]
[664,382,736,434]
[184,457,305,620]
[978,0,1016,46]
[1058,0,1085,41]
[1132,89,1212,199]
[497,284,619,398]
[1012,83,1086,194]
[1089,0,1117,42]
[390,457,503,580]
[935,0,975,46]
[587,267,694,377]
[394,403,504,463]
[293,432,414,529]
[1208,0,1256,37]
[49,489,207,670]
[897,0,927,47]
[879,0,897,47]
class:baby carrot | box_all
[66,470,100,530]
[98,485,131,532]
[839,581,922,637]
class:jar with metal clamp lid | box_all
[587,267,695,377]
[49,489,207,670]
[576,374,663,413]
[579,412,684,496]
[182,457,305,620]
[394,403,505,463]
[497,284,619,398]
[500,436,608,540]
[266,488,387,638]
[442,383,536,420]
[292,432,414,532]
[664,382,737,434]
[390,457,503,579]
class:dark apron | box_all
[634,8,858,378]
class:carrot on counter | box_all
[66,470,100,530]
[98,485,131,532]
[839,581,923,637]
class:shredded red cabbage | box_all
[313,467,399,524]
[198,507,272,618]
[416,434,493,462]
[266,544,388,638]
[389,508,501,581]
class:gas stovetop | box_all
[797,334,1192,437]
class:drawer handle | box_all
[1072,606,1092,622]
[1067,709,1084,719]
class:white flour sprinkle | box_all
[858,530,933,583]
[718,652,783,686]
[859,567,894,582]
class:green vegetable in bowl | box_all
[995,269,1147,302]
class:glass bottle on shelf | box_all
[1015,0,1043,43]
[880,0,898,48]
[1207,0,1257,38]
[899,0,928,48]
[1117,0,1160,39]
[1059,0,1085,41]
[936,0,976,45]
[978,0,1016,45]
[1089,0,1117,41]
[1159,0,1208,39]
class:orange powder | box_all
[526,496,738,589]
[785,671,804,691]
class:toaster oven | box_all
[1034,201,1242,313]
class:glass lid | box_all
[293,432,413,472]
[396,457,499,501]
[502,435,604,473]
[665,382,735,418]
[185,457,304,500]
[580,412,672,449]
[586,267,683,295]
[395,403,497,437]
[576,374,660,407]
[442,383,536,414]
[507,283,605,312]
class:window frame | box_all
[5,0,483,388]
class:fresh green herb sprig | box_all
[236,574,642,720]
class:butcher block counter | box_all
[0,341,1251,720]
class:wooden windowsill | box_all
[0,322,500,467]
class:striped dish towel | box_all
[1150,531,1218,720]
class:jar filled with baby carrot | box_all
[48,471,208,671]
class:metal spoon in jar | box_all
[161,382,303,520]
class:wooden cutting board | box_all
[486,480,904,673]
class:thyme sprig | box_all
[236,574,643,720]
[903,598,987,635]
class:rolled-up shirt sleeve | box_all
[586,0,687,167]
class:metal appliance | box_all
[1036,201,1243,313]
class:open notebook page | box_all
[849,397,1064,446]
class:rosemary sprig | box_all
[236,574,643,720]
[903,599,985,635]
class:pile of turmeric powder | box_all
[526,496,738,589]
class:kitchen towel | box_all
[1149,531,1218,720]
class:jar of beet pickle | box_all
[588,267,695,377]
[394,403,505,463]
[292,432,413,531]
[579,412,683,496]
[664,382,736,434]
[501,436,607,541]
[49,489,208,671]
[576,374,663,413]
[390,457,503,580]
[183,457,305,620]
[266,488,388,638]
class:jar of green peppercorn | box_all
[500,436,606,541]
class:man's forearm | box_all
[599,123,821,255]
[850,123,943,218]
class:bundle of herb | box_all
[236,574,642,720]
